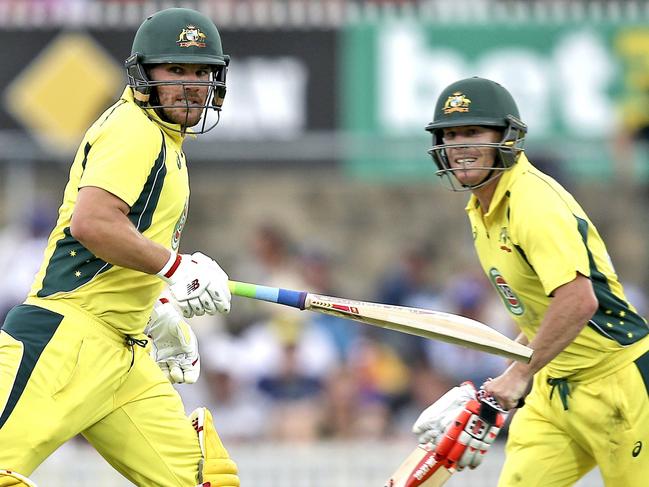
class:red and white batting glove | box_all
[433,390,507,470]
[145,298,201,384]
[412,381,477,447]
[157,251,231,318]
[413,382,508,470]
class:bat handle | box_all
[228,280,309,310]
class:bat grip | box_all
[228,281,308,310]
[277,288,308,309]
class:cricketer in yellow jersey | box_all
[0,8,239,487]
[411,77,649,487]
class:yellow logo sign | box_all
[443,92,472,114]
[177,25,207,48]
[4,32,122,154]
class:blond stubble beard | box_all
[161,106,204,128]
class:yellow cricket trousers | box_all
[0,299,201,486]
[499,351,649,487]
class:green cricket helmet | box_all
[125,7,229,133]
[425,77,527,191]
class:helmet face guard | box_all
[425,77,528,191]
[125,8,229,134]
[427,115,527,191]
[125,53,229,134]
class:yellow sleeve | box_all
[510,182,591,296]
[79,110,163,207]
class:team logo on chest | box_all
[499,226,512,253]
[488,268,524,315]
[171,199,188,251]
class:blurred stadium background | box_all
[3,0,648,485]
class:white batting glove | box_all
[157,251,231,318]
[432,392,507,470]
[412,381,477,447]
[145,298,201,384]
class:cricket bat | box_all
[384,446,455,487]
[228,281,533,363]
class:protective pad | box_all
[0,470,38,487]
[190,408,239,487]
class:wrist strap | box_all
[157,253,181,281]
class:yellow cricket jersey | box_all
[28,87,190,335]
[467,154,649,381]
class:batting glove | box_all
[145,298,200,384]
[412,381,477,447]
[433,392,507,470]
[157,251,231,318]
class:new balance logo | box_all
[187,279,200,293]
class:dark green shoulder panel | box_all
[37,136,167,297]
[576,217,649,345]
[128,134,167,232]
[37,226,112,297]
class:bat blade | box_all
[386,446,454,487]
[305,294,532,363]
[227,281,533,363]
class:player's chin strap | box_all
[0,470,38,487]
[190,407,239,487]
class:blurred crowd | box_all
[5,207,648,446]
[0,211,517,445]
[184,225,514,443]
